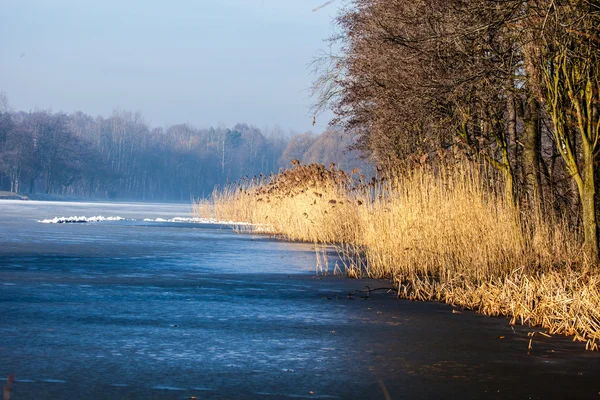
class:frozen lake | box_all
[1,200,599,399]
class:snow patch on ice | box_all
[37,214,258,226]
[142,217,254,225]
[38,216,125,224]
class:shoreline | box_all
[0,191,27,201]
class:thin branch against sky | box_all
[313,0,337,12]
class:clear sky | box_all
[0,0,339,132]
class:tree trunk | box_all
[45,173,51,194]
[506,93,518,202]
[522,96,542,208]
[500,139,515,205]
[577,140,598,262]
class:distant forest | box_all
[0,97,368,201]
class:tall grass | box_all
[195,161,600,350]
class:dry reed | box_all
[195,161,600,349]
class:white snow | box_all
[142,216,254,225]
[37,215,257,226]
[171,217,202,222]
[38,216,125,224]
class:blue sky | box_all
[0,0,340,132]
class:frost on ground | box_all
[38,216,125,224]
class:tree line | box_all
[314,0,600,260]
[0,97,367,202]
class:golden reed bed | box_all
[195,161,600,350]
